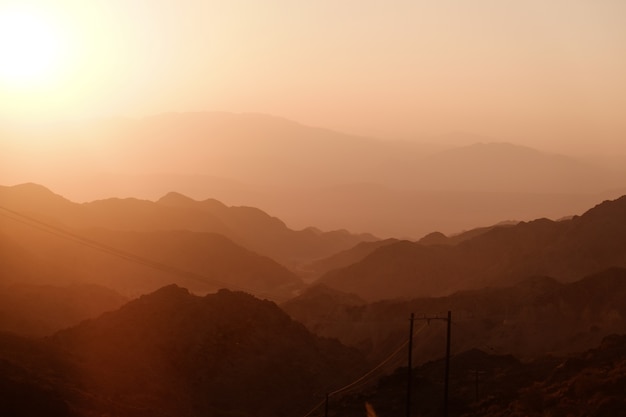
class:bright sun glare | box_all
[0,5,66,88]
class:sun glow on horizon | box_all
[0,4,69,89]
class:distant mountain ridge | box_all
[300,238,400,280]
[317,195,626,301]
[0,183,376,273]
[403,142,618,192]
[0,184,309,298]
[3,112,625,238]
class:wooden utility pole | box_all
[443,310,451,417]
[407,313,415,417]
[415,311,452,417]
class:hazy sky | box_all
[1,0,625,152]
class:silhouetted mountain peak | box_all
[6,182,56,195]
[199,197,228,211]
[418,231,449,245]
[0,183,72,206]
[156,191,197,206]
[580,194,626,220]
[141,283,190,301]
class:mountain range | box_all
[315,195,626,301]
[0,183,376,297]
[3,112,625,237]
[2,180,626,415]
[284,267,626,363]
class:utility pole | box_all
[443,310,451,417]
[407,313,415,417]
[415,311,452,417]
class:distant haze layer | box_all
[2,113,625,238]
[0,1,624,154]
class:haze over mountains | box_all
[2,1,625,414]
[312,195,626,301]
[3,183,626,301]
[2,182,626,416]
[2,112,625,237]
[3,114,626,417]
[0,183,379,298]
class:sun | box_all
[0,5,67,88]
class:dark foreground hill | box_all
[0,285,366,417]
[318,195,626,301]
[284,267,626,363]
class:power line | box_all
[301,322,428,417]
[415,311,452,417]
[0,205,289,301]
[2,205,458,416]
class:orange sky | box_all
[1,0,625,153]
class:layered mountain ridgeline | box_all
[417,220,519,246]
[0,183,376,271]
[301,238,399,280]
[4,114,622,194]
[0,285,366,417]
[284,268,626,363]
[0,183,375,298]
[0,284,127,337]
[317,195,626,301]
[0,207,302,299]
[4,113,625,238]
[301,221,518,281]
[0,112,444,194]
[325,334,626,417]
[390,142,623,193]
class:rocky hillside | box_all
[0,285,366,417]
